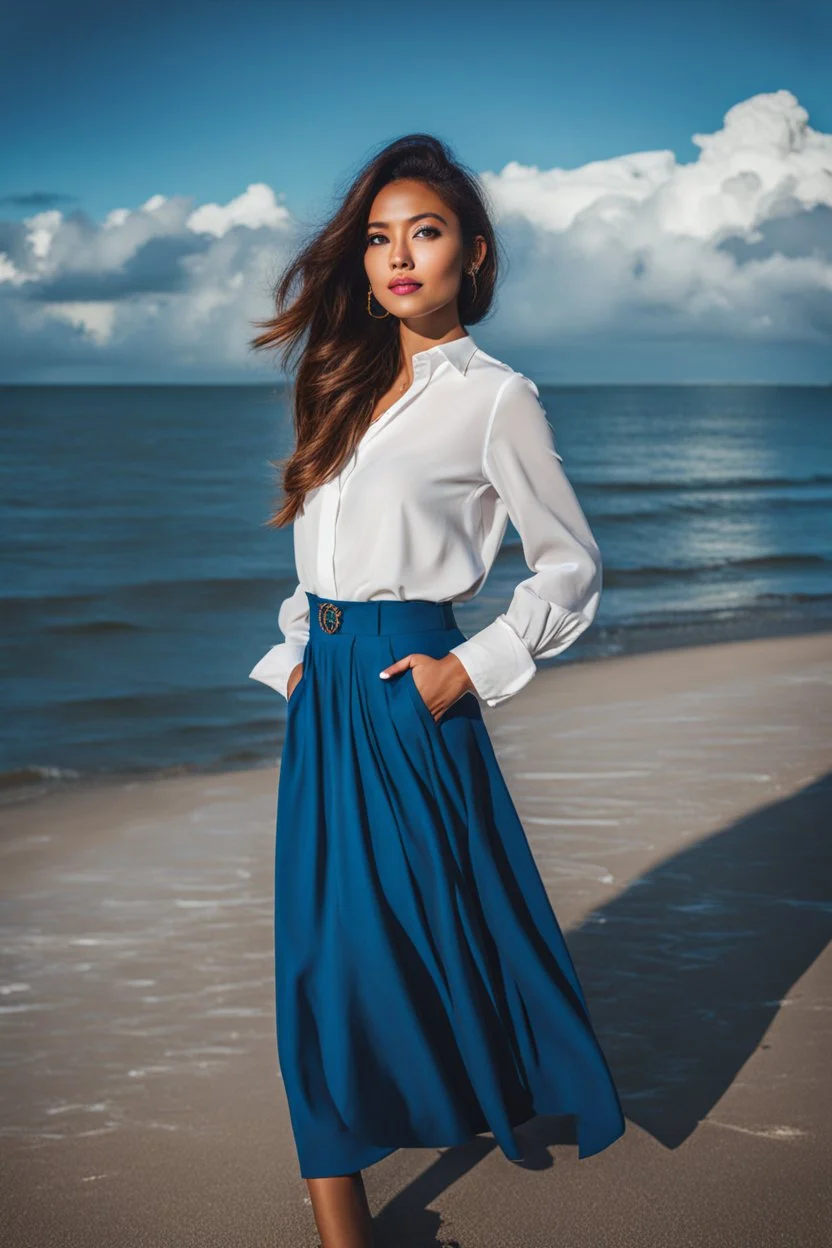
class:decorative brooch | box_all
[317,602,343,634]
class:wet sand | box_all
[2,631,831,1246]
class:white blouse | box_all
[249,332,602,708]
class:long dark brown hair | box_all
[248,133,502,528]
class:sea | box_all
[2,382,830,800]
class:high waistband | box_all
[306,591,457,637]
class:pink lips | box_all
[389,282,422,295]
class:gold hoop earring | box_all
[367,284,390,319]
[468,267,479,302]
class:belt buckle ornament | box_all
[317,602,343,634]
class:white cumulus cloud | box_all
[1,90,830,382]
[478,89,832,359]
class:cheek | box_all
[422,248,462,288]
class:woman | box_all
[248,133,625,1248]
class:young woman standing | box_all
[249,134,625,1248]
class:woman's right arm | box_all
[248,581,310,702]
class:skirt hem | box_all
[297,1107,626,1178]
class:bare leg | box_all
[305,1171,375,1248]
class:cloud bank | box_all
[2,90,831,382]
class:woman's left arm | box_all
[448,371,602,708]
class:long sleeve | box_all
[248,580,310,701]
[449,372,602,708]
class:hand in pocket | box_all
[287,661,304,702]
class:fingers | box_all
[379,653,422,680]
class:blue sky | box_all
[2,0,830,383]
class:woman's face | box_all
[363,178,483,328]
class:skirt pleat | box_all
[274,595,625,1178]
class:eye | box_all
[365,225,441,247]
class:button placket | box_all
[317,481,341,597]
[324,358,433,598]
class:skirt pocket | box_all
[403,665,446,730]
[286,648,312,712]
[390,627,480,739]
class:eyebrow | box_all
[365,212,448,229]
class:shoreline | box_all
[3,618,831,815]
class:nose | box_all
[389,240,414,270]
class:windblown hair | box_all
[249,133,502,528]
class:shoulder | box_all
[469,353,560,474]
[465,350,551,475]
[467,347,542,407]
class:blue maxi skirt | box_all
[274,592,626,1179]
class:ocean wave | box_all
[0,764,81,791]
[603,553,830,587]
[46,619,144,635]
[585,473,832,494]
[599,494,832,521]
[596,592,832,632]
[0,575,288,623]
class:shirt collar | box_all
[413,333,478,378]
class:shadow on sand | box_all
[374,770,832,1245]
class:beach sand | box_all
[2,631,830,1247]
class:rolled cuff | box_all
[449,617,538,708]
[248,641,307,702]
